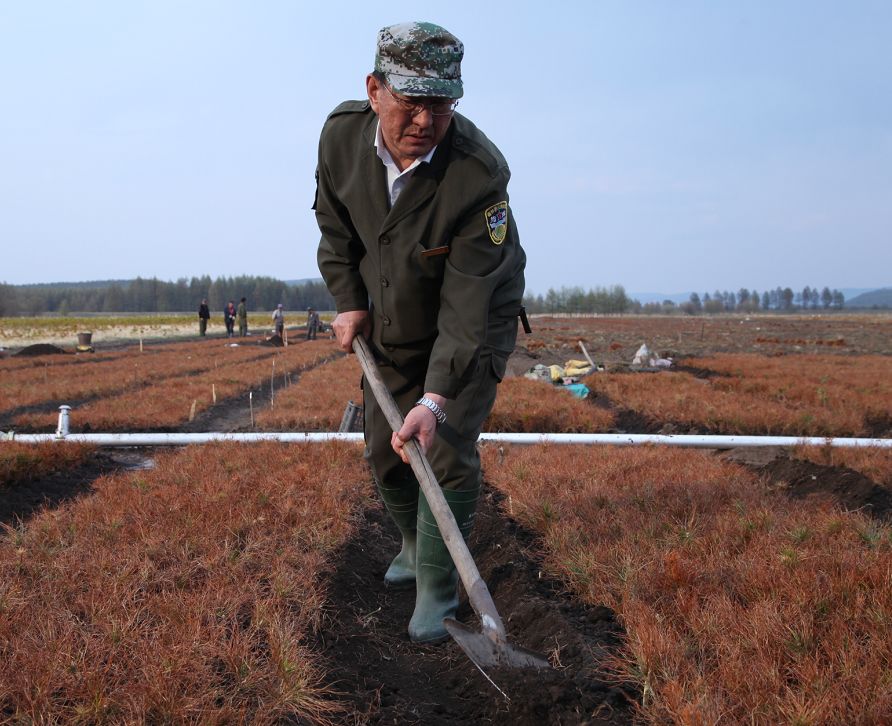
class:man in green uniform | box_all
[236,297,248,337]
[315,21,526,644]
[198,299,210,336]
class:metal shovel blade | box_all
[444,618,551,670]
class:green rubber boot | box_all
[408,486,479,643]
[377,480,419,589]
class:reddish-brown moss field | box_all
[0,441,366,723]
[487,376,615,432]
[0,441,95,490]
[483,443,892,724]
[519,313,892,363]
[1,339,274,411]
[582,352,892,437]
[1,313,891,724]
[256,353,362,432]
[5,339,340,432]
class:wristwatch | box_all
[415,396,447,426]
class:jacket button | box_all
[382,316,391,326]
[380,277,389,287]
[380,235,390,245]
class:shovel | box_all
[353,335,550,671]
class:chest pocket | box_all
[414,242,448,279]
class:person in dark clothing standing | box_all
[306,307,320,339]
[237,297,248,337]
[315,22,526,644]
[224,301,236,338]
[198,299,210,336]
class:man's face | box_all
[367,74,454,172]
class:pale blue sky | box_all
[2,1,889,296]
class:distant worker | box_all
[306,307,320,340]
[224,300,236,338]
[237,297,248,337]
[198,299,210,336]
[271,303,285,337]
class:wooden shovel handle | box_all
[352,335,506,639]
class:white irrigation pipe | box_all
[4,433,890,448]
[2,407,889,448]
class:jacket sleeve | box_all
[315,130,369,314]
[423,171,520,397]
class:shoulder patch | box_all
[484,201,508,245]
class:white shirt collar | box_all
[375,121,437,206]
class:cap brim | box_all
[387,74,463,99]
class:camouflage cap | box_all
[375,22,464,99]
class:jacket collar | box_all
[379,121,454,233]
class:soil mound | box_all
[14,343,69,357]
[315,487,635,725]
[261,334,285,347]
[761,456,892,520]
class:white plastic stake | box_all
[212,384,217,404]
[270,359,276,408]
[249,391,254,427]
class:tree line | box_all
[522,285,847,315]
[0,276,335,317]
[0,277,854,318]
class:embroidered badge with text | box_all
[484,201,508,245]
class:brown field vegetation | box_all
[582,353,892,437]
[2,314,891,724]
[0,441,366,723]
[486,377,615,432]
[523,313,892,363]
[256,354,362,432]
[257,360,616,435]
[483,443,892,724]
[685,353,892,433]
[1,339,285,413]
[2,348,267,416]
[0,442,95,490]
[10,340,339,431]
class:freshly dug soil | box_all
[14,343,70,357]
[761,456,892,520]
[314,487,636,725]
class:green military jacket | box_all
[315,101,526,399]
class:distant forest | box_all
[521,285,857,315]
[0,276,334,317]
[0,278,886,317]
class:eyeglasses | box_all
[384,84,458,117]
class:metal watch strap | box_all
[415,396,447,426]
